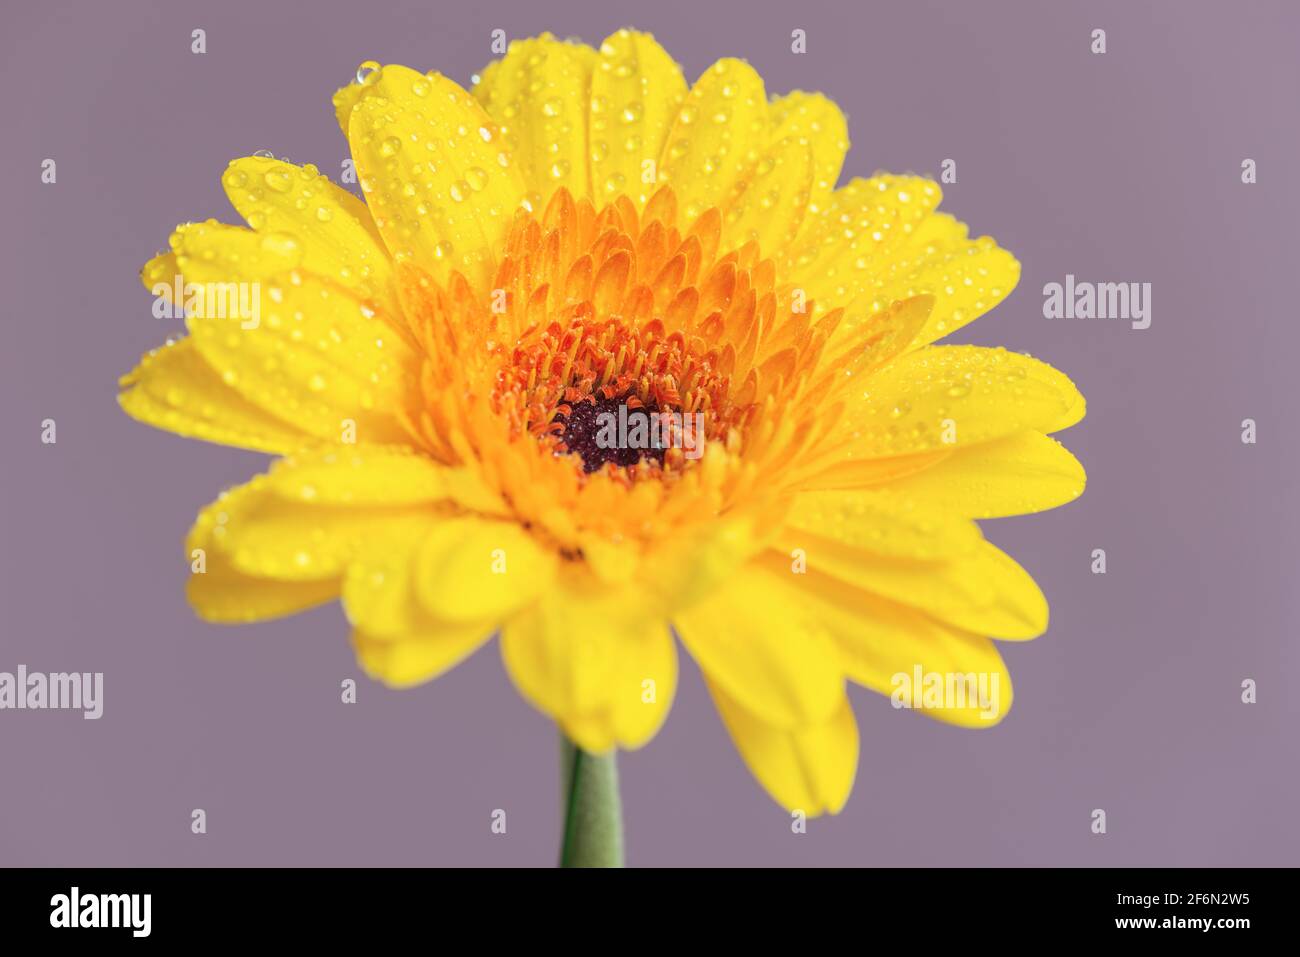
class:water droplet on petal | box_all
[261,233,300,257]
[263,169,292,193]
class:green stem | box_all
[559,734,624,867]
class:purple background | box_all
[2,0,1297,866]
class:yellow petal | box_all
[118,337,308,453]
[186,269,414,445]
[345,64,526,288]
[341,509,504,684]
[708,679,857,815]
[603,626,677,750]
[474,34,596,203]
[833,345,1085,459]
[205,473,428,582]
[1047,376,1087,433]
[148,220,301,287]
[794,447,952,493]
[768,91,848,224]
[779,488,984,560]
[639,511,764,611]
[558,623,677,753]
[674,564,843,728]
[185,480,339,623]
[414,516,556,623]
[884,431,1086,518]
[501,601,614,735]
[820,289,933,368]
[722,135,813,258]
[500,576,672,752]
[342,514,440,637]
[787,184,1019,343]
[266,445,472,507]
[885,212,1021,346]
[220,156,395,313]
[588,29,687,208]
[784,175,943,306]
[141,250,180,297]
[352,622,494,689]
[767,538,1048,640]
[137,219,416,444]
[790,568,1015,727]
[332,64,375,139]
[659,58,769,227]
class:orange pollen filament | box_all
[398,184,832,489]
[493,315,733,477]
[471,184,794,483]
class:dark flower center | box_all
[552,393,668,473]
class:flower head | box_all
[120,30,1084,814]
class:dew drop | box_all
[355,60,380,84]
[263,169,292,193]
[261,233,300,257]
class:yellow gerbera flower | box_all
[120,30,1084,833]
